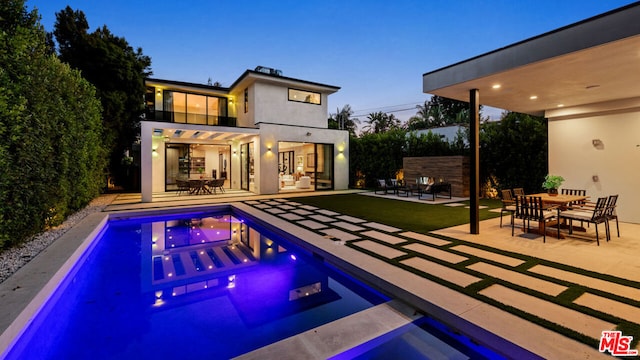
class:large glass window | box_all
[277,142,333,192]
[162,91,230,125]
[187,94,207,124]
[288,88,321,105]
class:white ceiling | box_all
[427,35,640,117]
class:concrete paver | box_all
[332,221,366,232]
[467,262,567,296]
[529,265,640,300]
[321,228,360,242]
[401,257,482,287]
[361,222,401,233]
[450,245,525,267]
[361,230,408,245]
[574,292,640,321]
[403,243,468,264]
[399,231,450,246]
[351,240,407,259]
[479,284,616,339]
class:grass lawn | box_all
[293,193,502,233]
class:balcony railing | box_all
[145,110,237,127]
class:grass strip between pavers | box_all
[242,197,640,350]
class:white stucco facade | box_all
[547,99,640,223]
[140,68,347,202]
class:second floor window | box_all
[163,91,228,125]
[288,88,321,105]
[244,88,249,113]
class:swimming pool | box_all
[1,207,504,359]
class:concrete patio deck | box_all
[1,191,638,359]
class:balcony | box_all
[145,110,237,127]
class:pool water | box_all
[3,212,389,359]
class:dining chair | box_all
[512,195,556,243]
[500,189,516,228]
[513,188,525,196]
[605,194,620,238]
[176,179,190,195]
[561,189,587,206]
[557,197,609,245]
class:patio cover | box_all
[422,2,640,233]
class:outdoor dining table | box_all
[522,192,589,238]
[188,179,211,195]
[528,192,589,208]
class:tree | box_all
[362,111,401,134]
[53,6,152,189]
[0,0,104,248]
[328,104,359,136]
[350,129,407,186]
[480,112,548,194]
[428,95,470,125]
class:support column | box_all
[469,89,480,234]
[141,122,153,203]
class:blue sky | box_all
[28,0,636,121]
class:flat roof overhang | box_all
[423,2,640,117]
[146,121,260,144]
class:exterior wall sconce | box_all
[152,148,158,157]
[233,150,237,155]
[338,149,344,154]
[306,132,312,136]
[267,146,272,152]
[592,139,603,147]
[592,175,599,182]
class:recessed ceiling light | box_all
[557,104,564,107]
[530,95,538,100]
[492,84,501,89]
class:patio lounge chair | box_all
[557,196,609,245]
[418,178,451,201]
[374,179,391,194]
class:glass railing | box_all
[145,110,237,127]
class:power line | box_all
[350,101,425,118]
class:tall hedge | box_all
[350,129,463,187]
[0,1,105,249]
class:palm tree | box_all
[329,105,360,136]
[362,112,401,134]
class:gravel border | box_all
[0,194,117,284]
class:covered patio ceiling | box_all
[152,127,258,144]
[423,2,640,117]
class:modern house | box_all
[140,67,349,202]
[423,2,640,228]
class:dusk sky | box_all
[28,0,636,121]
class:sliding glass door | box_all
[315,143,334,190]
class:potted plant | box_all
[542,175,565,196]
[197,167,205,179]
